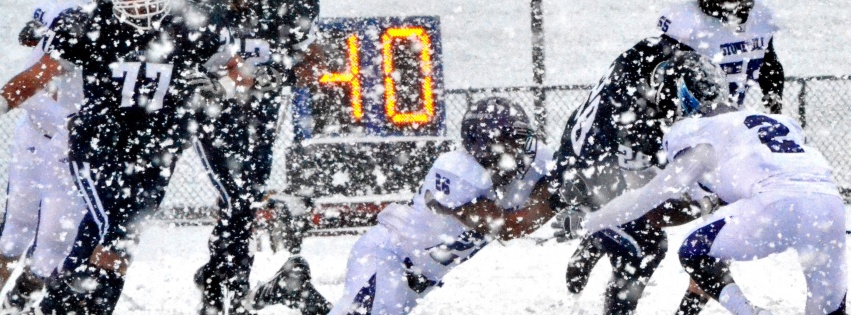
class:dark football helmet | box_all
[461,96,537,187]
[652,51,733,120]
[698,0,755,24]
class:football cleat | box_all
[247,256,313,311]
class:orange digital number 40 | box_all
[320,27,435,127]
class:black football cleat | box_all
[247,256,331,315]
[565,236,604,294]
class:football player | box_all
[242,97,561,314]
[558,55,846,315]
[189,0,320,314]
[0,1,87,311]
[548,0,784,313]
[0,0,233,312]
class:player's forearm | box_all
[499,181,556,240]
[1,54,63,109]
[454,200,505,237]
[584,185,681,234]
[585,146,710,233]
[643,198,699,228]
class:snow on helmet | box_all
[461,96,536,187]
[652,51,733,120]
[113,0,171,31]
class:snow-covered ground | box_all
[115,211,851,315]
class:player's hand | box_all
[694,193,721,217]
[253,64,284,93]
[762,93,783,114]
[185,69,226,101]
[551,208,586,242]
[18,20,45,47]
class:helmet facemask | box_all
[113,0,172,31]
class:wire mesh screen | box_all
[0,76,847,215]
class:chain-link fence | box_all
[0,75,847,218]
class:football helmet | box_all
[461,96,536,187]
[112,0,171,31]
[652,51,733,120]
[698,0,755,24]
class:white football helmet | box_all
[112,0,171,31]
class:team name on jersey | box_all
[720,37,768,56]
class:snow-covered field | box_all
[116,213,851,315]
[0,0,847,314]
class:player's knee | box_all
[822,292,846,315]
[678,219,726,271]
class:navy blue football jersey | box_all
[203,0,319,85]
[43,2,228,161]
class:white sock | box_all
[718,284,757,315]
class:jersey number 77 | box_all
[111,62,174,111]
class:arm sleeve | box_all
[41,8,89,65]
[758,39,784,114]
[430,172,488,209]
[584,144,715,234]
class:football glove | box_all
[762,93,783,114]
[184,69,226,101]
[693,193,721,218]
[551,208,586,242]
[18,20,45,47]
[255,194,313,254]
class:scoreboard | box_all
[286,16,451,225]
[293,16,445,140]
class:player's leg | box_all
[195,97,280,314]
[565,234,604,293]
[793,193,846,315]
[0,118,49,286]
[675,279,709,315]
[6,134,88,310]
[328,225,424,315]
[678,195,790,314]
[597,219,667,314]
[40,155,173,314]
[192,130,258,314]
[562,157,628,295]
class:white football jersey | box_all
[664,110,838,203]
[377,142,553,280]
[657,1,778,104]
[17,0,86,136]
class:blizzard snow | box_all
[0,0,847,314]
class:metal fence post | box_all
[530,0,547,137]
[798,79,808,128]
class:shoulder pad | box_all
[431,151,492,190]
[656,2,705,45]
[663,117,713,159]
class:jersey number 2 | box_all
[743,115,804,153]
[111,62,174,111]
